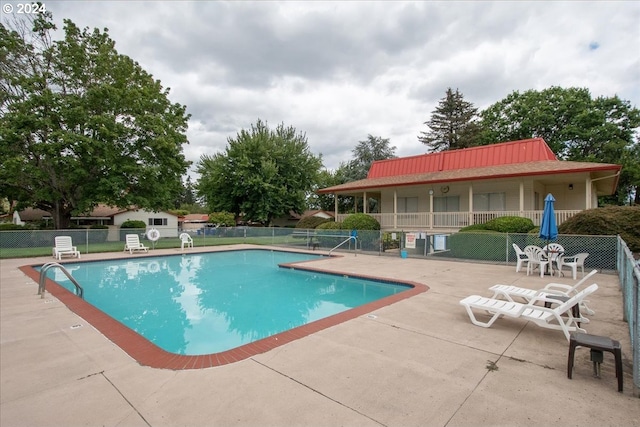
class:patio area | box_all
[1,245,638,426]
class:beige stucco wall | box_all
[378,176,590,213]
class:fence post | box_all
[506,233,510,265]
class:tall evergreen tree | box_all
[340,135,396,182]
[418,88,481,152]
[182,176,197,206]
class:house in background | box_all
[12,205,179,238]
[318,138,621,231]
[113,208,178,238]
[179,214,210,232]
[271,210,335,227]
[12,208,52,226]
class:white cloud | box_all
[7,0,639,177]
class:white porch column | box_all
[363,191,367,214]
[393,190,397,229]
[468,185,474,225]
[586,177,592,209]
[334,194,338,218]
[429,189,434,230]
[519,181,524,213]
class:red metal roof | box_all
[367,138,557,178]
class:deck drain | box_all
[367,314,378,319]
[44,299,54,304]
[70,324,83,329]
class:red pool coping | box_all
[19,254,428,370]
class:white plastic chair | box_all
[542,243,564,267]
[512,243,530,273]
[180,233,193,250]
[557,253,589,280]
[524,245,549,278]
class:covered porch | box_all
[328,170,618,231]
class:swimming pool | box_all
[26,248,427,369]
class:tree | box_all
[340,135,397,182]
[177,176,197,208]
[418,88,482,152]
[0,12,191,229]
[479,87,640,204]
[307,169,343,212]
[196,120,323,225]
[327,135,396,213]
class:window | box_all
[397,197,418,213]
[473,193,505,211]
[433,196,459,212]
[148,218,168,226]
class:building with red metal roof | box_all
[318,138,621,231]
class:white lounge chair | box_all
[180,232,193,250]
[459,283,598,341]
[124,234,149,254]
[512,243,530,273]
[488,269,598,315]
[556,252,589,280]
[52,236,80,260]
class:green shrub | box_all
[296,216,331,229]
[89,224,108,229]
[459,223,488,232]
[559,206,640,252]
[459,216,534,233]
[0,223,25,231]
[120,220,146,229]
[484,216,535,233]
[315,221,346,247]
[341,213,380,230]
[316,221,342,230]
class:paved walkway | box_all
[1,246,638,426]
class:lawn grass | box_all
[0,235,305,259]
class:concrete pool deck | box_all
[1,245,638,426]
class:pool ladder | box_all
[38,262,84,299]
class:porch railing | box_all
[336,210,581,230]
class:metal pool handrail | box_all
[329,236,357,255]
[38,262,84,299]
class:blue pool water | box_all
[45,250,409,355]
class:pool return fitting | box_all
[38,262,84,299]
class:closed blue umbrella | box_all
[539,193,558,243]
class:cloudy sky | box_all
[4,1,639,176]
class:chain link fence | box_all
[0,226,637,390]
[617,236,640,391]
[0,227,620,270]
